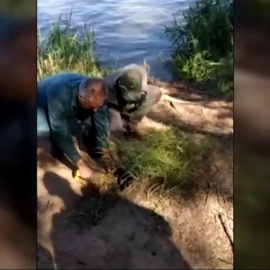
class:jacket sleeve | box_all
[93,103,110,150]
[47,91,81,164]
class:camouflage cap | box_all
[116,69,142,101]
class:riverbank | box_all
[37,12,232,204]
[37,11,233,269]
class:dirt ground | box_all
[37,81,233,269]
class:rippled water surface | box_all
[38,0,192,79]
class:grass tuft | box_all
[104,127,211,196]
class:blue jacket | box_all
[38,73,89,164]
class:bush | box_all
[165,0,233,94]
[172,51,217,82]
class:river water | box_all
[37,0,192,79]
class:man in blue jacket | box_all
[37,73,109,180]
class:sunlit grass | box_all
[104,127,211,196]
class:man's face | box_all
[78,89,106,112]
[89,97,105,112]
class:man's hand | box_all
[76,159,94,180]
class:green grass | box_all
[37,14,115,81]
[104,127,211,196]
[165,0,233,95]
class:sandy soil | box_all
[37,81,233,269]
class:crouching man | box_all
[105,64,162,138]
[37,73,109,179]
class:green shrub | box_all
[173,51,217,82]
[165,0,233,94]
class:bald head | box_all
[78,78,107,110]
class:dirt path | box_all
[37,82,233,269]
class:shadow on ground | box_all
[38,171,191,269]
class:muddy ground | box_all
[37,81,233,269]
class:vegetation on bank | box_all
[37,15,110,81]
[165,0,233,95]
[38,16,211,197]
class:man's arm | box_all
[93,103,110,151]
[47,95,81,164]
